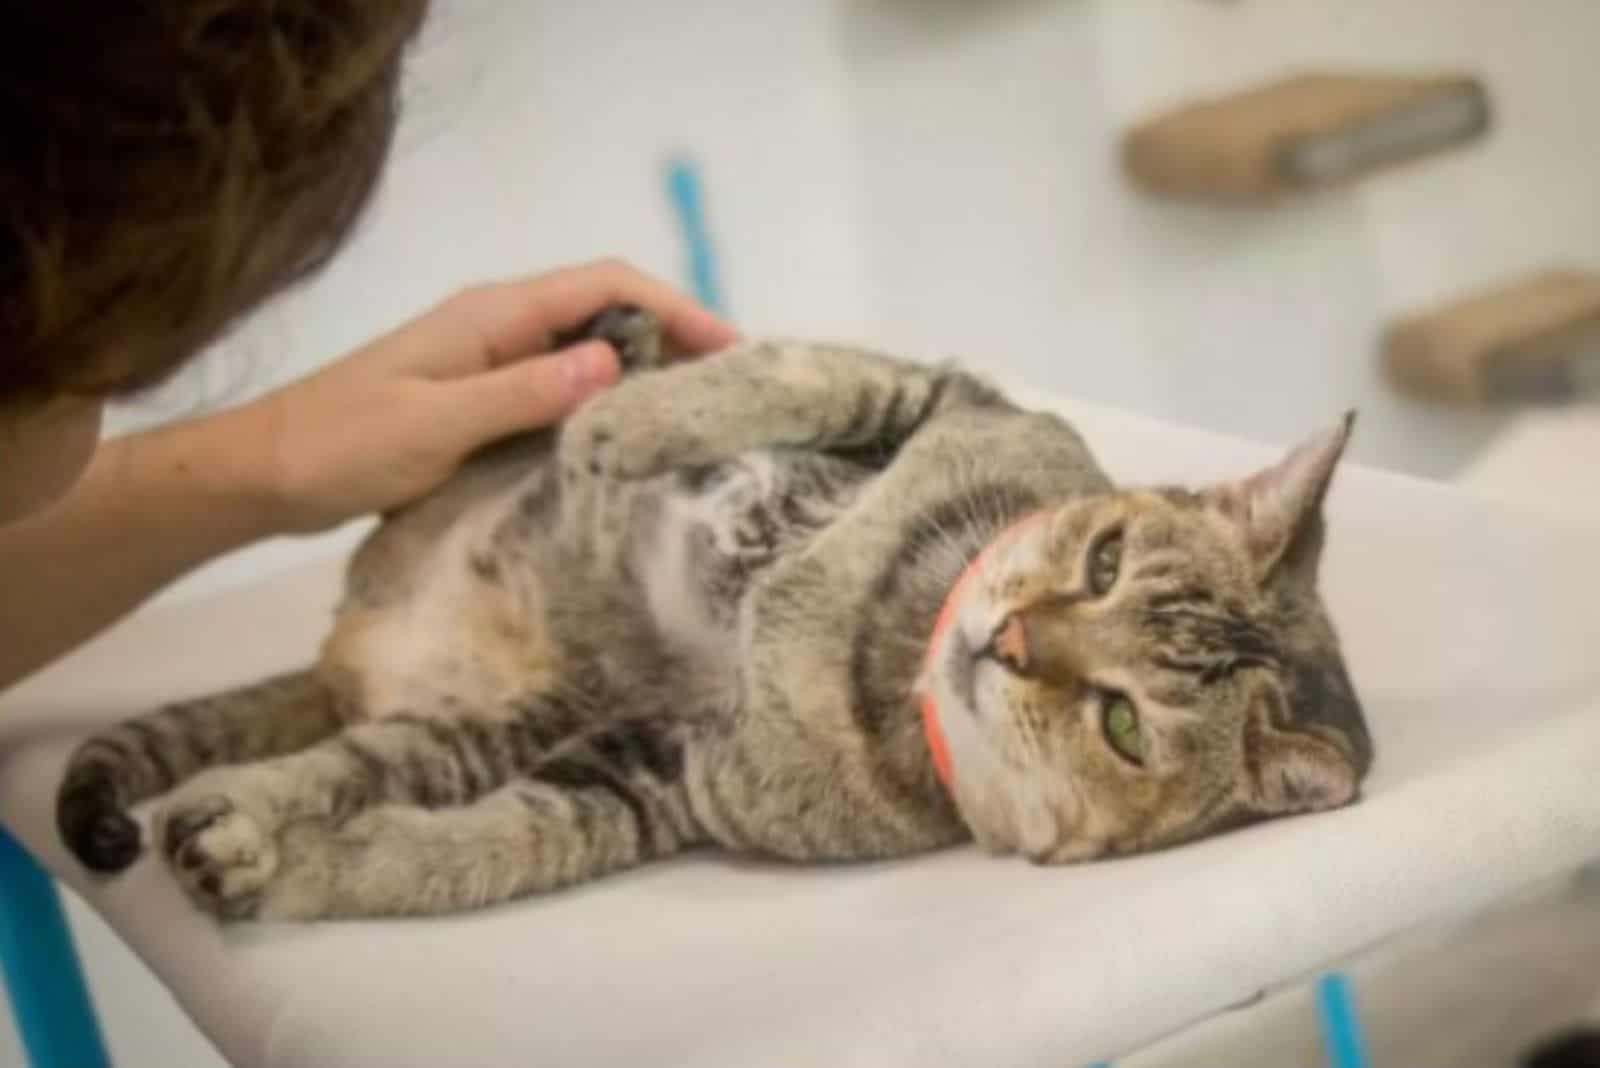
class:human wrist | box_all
[114,401,295,545]
[201,394,315,539]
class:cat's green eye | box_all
[1086,528,1124,597]
[1100,691,1144,766]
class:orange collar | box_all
[918,512,1048,791]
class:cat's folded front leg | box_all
[558,341,1010,483]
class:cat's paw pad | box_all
[160,794,279,921]
[558,303,665,374]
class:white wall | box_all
[8,2,1599,1065]
[1095,0,1600,474]
[839,0,1157,412]
[840,0,1600,477]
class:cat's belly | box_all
[632,449,871,670]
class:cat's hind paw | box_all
[159,790,280,921]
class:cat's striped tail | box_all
[57,670,341,873]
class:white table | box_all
[5,392,1599,1067]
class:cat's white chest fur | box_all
[636,452,787,675]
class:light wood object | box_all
[1121,72,1490,203]
[1383,269,1600,407]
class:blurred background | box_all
[108,0,1600,594]
[19,1,1600,1065]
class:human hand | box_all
[232,260,737,534]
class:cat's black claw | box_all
[558,303,665,374]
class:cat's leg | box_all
[58,671,343,873]
[153,691,592,917]
[251,709,981,923]
[175,717,702,920]
[559,340,1013,483]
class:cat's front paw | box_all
[556,303,665,374]
[159,786,280,921]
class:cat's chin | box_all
[940,637,982,717]
[943,745,1086,861]
[961,797,1086,864]
[924,588,1010,729]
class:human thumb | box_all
[451,339,621,443]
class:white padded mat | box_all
[4,391,1599,1067]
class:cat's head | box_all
[921,414,1370,862]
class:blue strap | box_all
[0,826,112,1068]
[1316,971,1372,1068]
[663,155,726,316]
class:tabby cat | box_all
[58,306,1372,921]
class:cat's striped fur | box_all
[58,306,1371,920]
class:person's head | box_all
[0,1,428,521]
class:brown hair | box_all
[0,1,429,406]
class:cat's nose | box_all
[1003,600,1093,685]
[989,613,1031,674]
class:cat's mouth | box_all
[944,634,981,713]
[942,609,1012,723]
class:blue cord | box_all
[1317,971,1372,1068]
[0,826,112,1068]
[1077,972,1369,1068]
[663,155,725,316]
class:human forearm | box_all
[0,406,281,689]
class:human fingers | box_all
[441,338,620,443]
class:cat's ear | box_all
[1240,723,1359,817]
[1206,412,1355,579]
